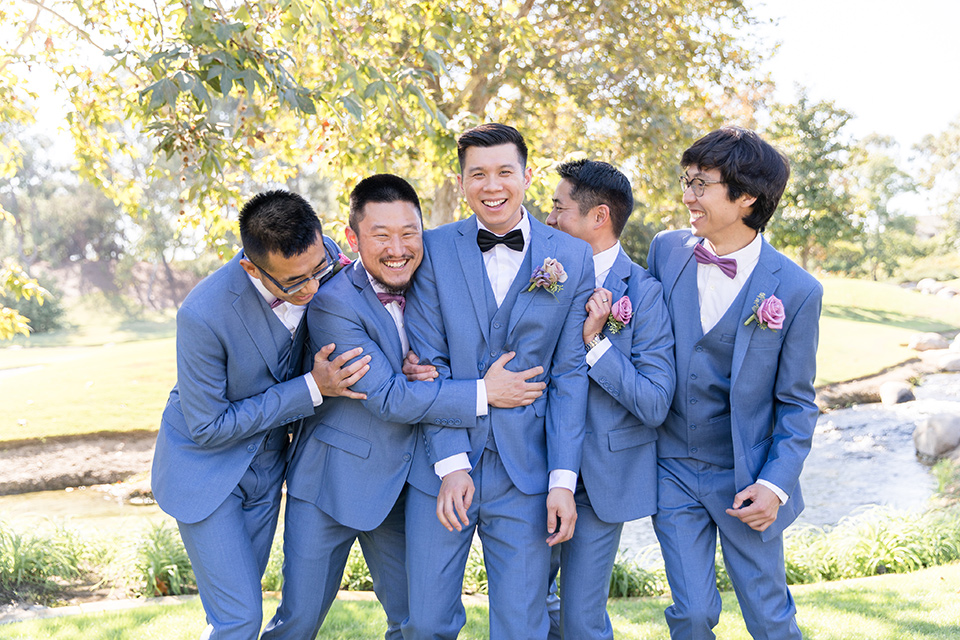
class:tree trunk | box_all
[427,178,460,229]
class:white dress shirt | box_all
[248,274,323,407]
[435,210,576,493]
[695,234,787,504]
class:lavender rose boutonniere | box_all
[745,293,785,330]
[526,257,567,298]
[605,295,633,333]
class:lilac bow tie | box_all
[269,298,285,309]
[693,243,737,279]
[377,292,406,312]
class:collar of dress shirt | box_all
[701,232,763,276]
[356,257,402,297]
[476,207,531,247]
[593,242,621,287]
[247,271,282,307]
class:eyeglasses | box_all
[248,246,337,295]
[678,175,724,198]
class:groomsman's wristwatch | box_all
[586,332,605,351]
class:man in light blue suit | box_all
[262,175,547,640]
[646,127,822,639]
[544,160,675,639]
[402,124,595,640]
[152,191,371,640]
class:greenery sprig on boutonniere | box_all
[526,257,567,298]
[744,293,785,330]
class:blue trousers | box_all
[177,435,286,640]
[652,457,801,640]
[402,449,552,640]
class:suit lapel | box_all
[230,254,284,382]
[507,218,555,338]
[602,248,632,303]
[454,217,491,345]
[351,263,405,367]
[660,234,700,306]
[731,239,782,384]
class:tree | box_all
[916,116,960,251]
[765,89,861,271]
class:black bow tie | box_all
[477,228,524,252]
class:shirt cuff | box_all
[757,479,788,505]
[476,379,488,416]
[549,469,577,493]
[304,373,324,407]
[435,453,472,479]
[585,336,612,367]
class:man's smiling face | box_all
[457,143,532,234]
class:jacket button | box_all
[247,444,257,452]
[695,346,704,352]
[455,419,462,425]
[690,373,698,380]
[691,447,698,454]
[402,453,411,461]
[494,322,501,328]
[690,398,698,405]
[478,362,485,370]
[690,424,697,430]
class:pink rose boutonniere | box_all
[338,252,353,267]
[605,295,633,333]
[745,293,785,330]
[526,257,567,298]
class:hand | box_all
[725,483,781,532]
[545,487,577,546]
[437,470,474,532]
[484,352,546,408]
[583,287,612,344]
[310,343,370,400]
[403,350,438,382]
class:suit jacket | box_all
[647,229,822,541]
[404,214,594,497]
[152,243,340,524]
[285,262,477,531]
[580,248,675,523]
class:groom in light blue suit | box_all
[262,175,547,640]
[647,127,822,639]
[544,160,675,639]
[402,124,595,640]
[152,190,370,639]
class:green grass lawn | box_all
[0,276,957,442]
[4,563,959,639]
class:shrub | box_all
[135,522,195,596]
[340,543,373,591]
[0,276,67,334]
[463,545,488,595]
[262,534,285,592]
[608,552,667,598]
[0,521,86,600]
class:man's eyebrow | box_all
[283,258,327,283]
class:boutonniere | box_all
[744,293,784,330]
[331,252,352,277]
[605,295,633,333]
[526,257,567,298]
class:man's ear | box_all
[239,257,259,279]
[738,193,758,209]
[345,226,360,252]
[593,204,610,230]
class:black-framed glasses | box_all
[248,244,337,294]
[678,175,724,198]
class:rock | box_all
[879,381,915,405]
[899,282,918,290]
[918,278,944,295]
[939,353,960,372]
[914,414,960,459]
[909,332,950,351]
[936,287,957,299]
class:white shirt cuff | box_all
[585,336,612,367]
[476,379,488,416]
[549,469,577,493]
[304,373,324,407]
[757,479,788,505]
[435,453,472,479]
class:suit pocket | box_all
[313,424,372,459]
[608,424,658,451]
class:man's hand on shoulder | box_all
[310,343,371,400]
[484,352,546,408]
[725,483,780,532]
[437,469,475,532]
[546,487,577,546]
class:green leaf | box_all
[341,94,365,121]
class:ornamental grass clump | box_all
[0,520,86,601]
[135,522,195,597]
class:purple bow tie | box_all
[377,292,406,312]
[693,243,737,278]
[269,298,285,309]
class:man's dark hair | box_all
[681,126,791,232]
[556,159,635,238]
[239,190,323,264]
[349,174,422,233]
[457,123,528,173]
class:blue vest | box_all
[263,302,308,449]
[480,248,534,453]
[659,263,753,468]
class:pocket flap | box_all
[608,424,658,451]
[314,424,372,459]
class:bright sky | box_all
[751,0,960,149]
